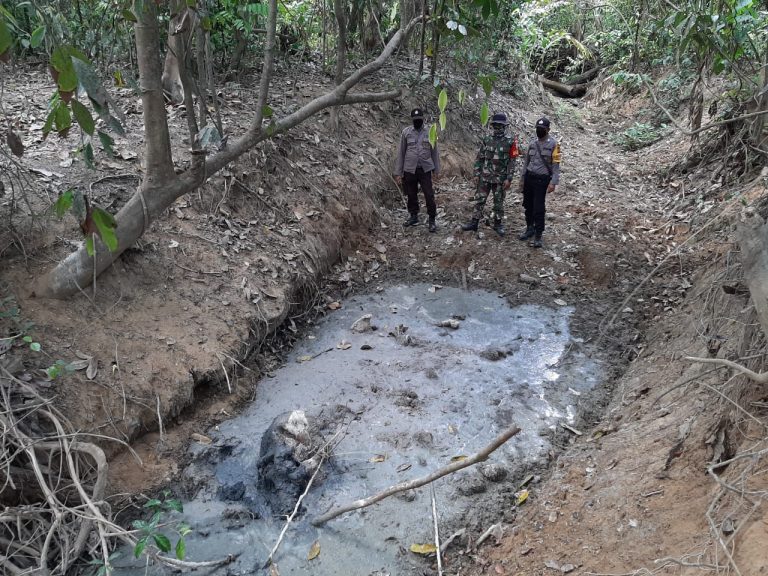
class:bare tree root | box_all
[0,368,236,573]
[311,425,521,526]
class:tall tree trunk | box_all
[417,0,426,76]
[749,42,768,158]
[329,0,348,133]
[34,13,421,299]
[429,0,440,80]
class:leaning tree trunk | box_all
[34,10,422,299]
[738,198,768,340]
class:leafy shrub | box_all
[613,122,667,151]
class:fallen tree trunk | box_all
[565,66,601,85]
[34,12,422,299]
[738,199,768,340]
[538,75,589,98]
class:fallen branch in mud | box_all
[431,484,443,576]
[685,356,768,384]
[311,425,521,526]
[265,426,345,567]
[265,453,327,568]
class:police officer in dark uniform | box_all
[461,112,519,236]
[518,117,561,248]
[394,108,440,233]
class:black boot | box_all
[461,218,479,232]
[428,217,437,233]
[493,219,505,237]
[403,213,418,227]
[518,226,535,241]
[530,233,543,248]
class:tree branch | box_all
[685,356,768,384]
[311,425,520,526]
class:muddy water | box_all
[116,284,602,575]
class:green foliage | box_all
[611,71,649,94]
[613,122,667,151]
[132,492,191,562]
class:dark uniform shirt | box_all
[520,136,561,185]
[474,133,519,184]
[395,126,440,176]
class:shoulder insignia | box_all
[552,142,561,163]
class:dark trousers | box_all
[522,173,550,234]
[403,168,436,218]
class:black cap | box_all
[536,117,550,128]
[490,112,509,126]
[410,108,424,119]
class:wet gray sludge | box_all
[114,284,602,575]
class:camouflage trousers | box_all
[472,181,506,221]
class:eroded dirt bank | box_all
[2,63,766,575]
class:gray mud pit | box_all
[116,284,602,575]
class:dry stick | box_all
[685,355,768,384]
[216,354,232,394]
[431,484,443,576]
[312,425,521,526]
[264,453,327,568]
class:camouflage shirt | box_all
[474,133,519,184]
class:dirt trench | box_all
[3,66,765,574]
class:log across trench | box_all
[115,284,604,575]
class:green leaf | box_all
[54,190,74,218]
[428,123,438,148]
[261,105,273,118]
[121,8,137,22]
[51,46,79,93]
[149,511,162,529]
[43,107,56,139]
[153,533,172,553]
[30,26,45,49]
[165,499,183,513]
[133,536,148,559]
[83,142,95,169]
[458,89,465,105]
[132,519,149,531]
[439,112,446,131]
[480,102,489,126]
[177,523,192,536]
[175,537,186,560]
[91,207,118,252]
[85,235,95,256]
[0,18,12,57]
[437,88,448,112]
[72,57,109,111]
[98,130,115,156]
[143,499,162,509]
[71,99,95,135]
[53,101,72,135]
[23,335,32,343]
[30,342,41,352]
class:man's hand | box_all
[547,183,556,194]
[503,180,511,190]
[518,181,524,193]
[432,173,439,183]
[395,175,402,186]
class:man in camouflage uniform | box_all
[461,112,519,237]
[518,117,561,248]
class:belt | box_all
[526,172,551,180]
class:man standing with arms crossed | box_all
[395,108,440,233]
[518,117,561,248]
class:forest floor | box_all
[1,59,767,575]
